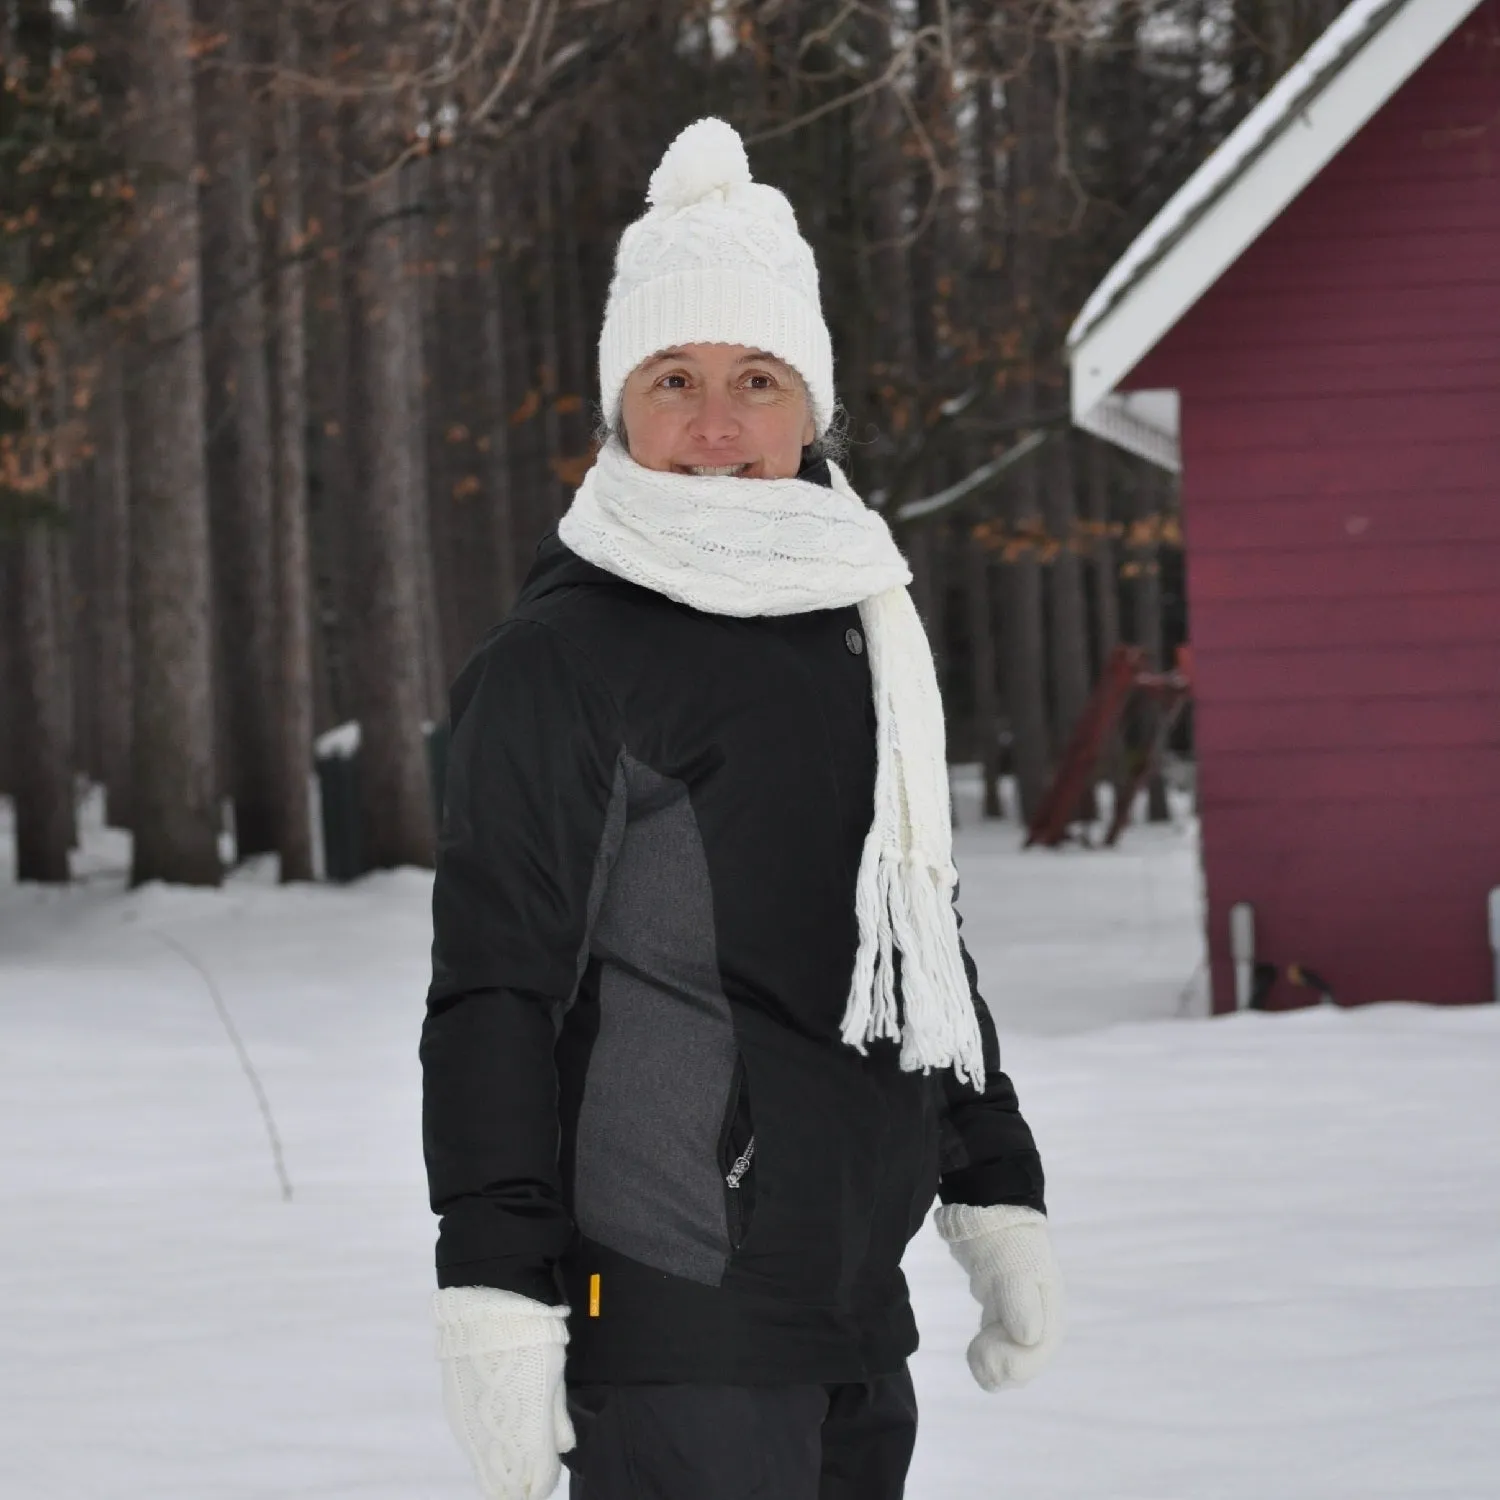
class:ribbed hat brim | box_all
[598,268,835,436]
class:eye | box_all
[657,372,690,390]
[743,371,777,390]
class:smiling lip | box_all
[676,462,754,477]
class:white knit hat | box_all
[598,118,835,436]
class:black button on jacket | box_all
[422,526,1046,1386]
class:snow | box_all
[314,720,363,761]
[3,790,1498,1498]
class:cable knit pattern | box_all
[598,118,835,433]
[935,1204,1066,1392]
[562,440,906,612]
[433,1287,574,1500]
[559,442,986,1088]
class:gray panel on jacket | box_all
[562,752,628,1020]
[574,755,737,1287]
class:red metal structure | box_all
[1026,646,1193,850]
[1070,1,1500,1011]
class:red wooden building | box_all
[1069,0,1500,1011]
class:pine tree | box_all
[341,0,437,869]
[121,0,221,886]
[195,0,278,859]
[268,1,315,881]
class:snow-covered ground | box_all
[2,789,1497,1499]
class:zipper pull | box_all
[725,1137,756,1189]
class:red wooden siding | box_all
[1131,6,1500,1010]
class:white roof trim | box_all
[1076,392,1182,473]
[1068,0,1485,469]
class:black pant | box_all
[564,1367,918,1500]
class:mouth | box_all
[676,462,754,478]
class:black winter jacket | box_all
[422,506,1046,1386]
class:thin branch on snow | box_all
[154,930,295,1204]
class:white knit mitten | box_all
[433,1287,575,1500]
[935,1203,1065,1392]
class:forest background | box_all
[0,0,1347,887]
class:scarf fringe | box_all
[842,847,986,1092]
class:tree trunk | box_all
[1044,436,1095,816]
[421,154,460,668]
[50,427,80,853]
[554,143,592,481]
[996,31,1051,824]
[269,10,314,881]
[475,165,519,615]
[964,530,1003,819]
[69,439,102,790]
[343,4,436,869]
[505,157,549,553]
[123,0,222,886]
[533,152,567,522]
[3,527,74,882]
[403,156,448,713]
[430,151,521,641]
[1086,435,1125,788]
[302,71,355,733]
[1,0,73,880]
[905,524,942,670]
[419,152,475,680]
[0,589,12,802]
[858,3,948,691]
[998,447,1050,824]
[1087,437,1121,670]
[92,343,133,829]
[195,0,278,857]
[854,1,919,476]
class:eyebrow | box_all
[639,348,790,369]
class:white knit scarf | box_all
[560,441,985,1089]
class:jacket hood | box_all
[516,528,617,610]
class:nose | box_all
[688,386,741,447]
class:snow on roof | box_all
[1071,0,1404,350]
[1068,0,1486,468]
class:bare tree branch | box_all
[893,431,1051,523]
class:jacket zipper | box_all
[725,1137,756,1190]
[725,1134,754,1250]
[721,1057,755,1251]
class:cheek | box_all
[748,403,809,475]
[621,398,684,469]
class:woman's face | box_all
[619,343,817,480]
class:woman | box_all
[422,118,1063,1500]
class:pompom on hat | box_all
[598,118,836,436]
